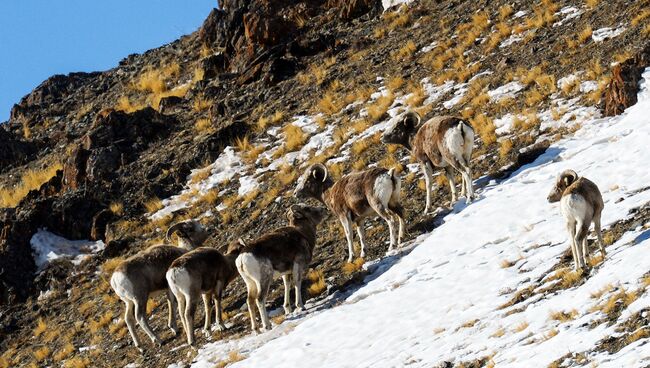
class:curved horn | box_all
[165,221,185,242]
[560,169,578,182]
[311,163,328,183]
[559,169,579,187]
[404,111,421,128]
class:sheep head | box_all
[294,164,329,203]
[381,111,421,151]
[547,169,579,203]
[286,204,327,227]
[166,220,209,250]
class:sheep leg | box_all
[566,220,580,271]
[444,166,458,206]
[123,300,143,350]
[577,220,590,268]
[176,292,188,343]
[371,199,397,252]
[202,293,212,334]
[293,262,305,312]
[135,298,162,346]
[340,215,356,263]
[215,282,227,331]
[594,213,606,257]
[421,162,434,215]
[282,274,292,315]
[183,291,197,345]
[460,165,474,203]
[256,275,272,331]
[573,219,587,270]
[355,221,368,259]
[240,274,259,332]
[166,289,179,336]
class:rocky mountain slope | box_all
[0,0,649,367]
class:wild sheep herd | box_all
[110,111,606,350]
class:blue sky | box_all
[0,1,217,122]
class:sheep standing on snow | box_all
[381,111,475,214]
[547,169,606,270]
[235,204,327,332]
[166,244,240,346]
[294,164,405,262]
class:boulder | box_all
[603,44,650,116]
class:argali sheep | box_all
[110,220,209,350]
[547,169,606,270]
[166,245,241,346]
[235,204,327,332]
[294,164,405,262]
[381,111,475,214]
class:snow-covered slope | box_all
[186,69,650,368]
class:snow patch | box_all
[488,81,525,102]
[30,230,105,271]
[592,26,626,43]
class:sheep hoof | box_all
[203,329,211,338]
[284,306,292,315]
[169,327,179,337]
[216,324,227,332]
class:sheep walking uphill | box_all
[166,244,240,346]
[382,111,475,214]
[235,204,327,332]
[110,220,208,350]
[294,164,405,262]
[547,169,606,270]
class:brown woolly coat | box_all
[323,168,391,221]
[169,247,238,293]
[240,224,317,274]
[412,116,464,167]
[115,245,187,294]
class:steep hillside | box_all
[1,0,649,367]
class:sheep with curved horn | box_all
[382,111,475,214]
[110,220,209,350]
[294,164,405,262]
[547,169,606,270]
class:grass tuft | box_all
[0,162,62,208]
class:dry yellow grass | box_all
[590,283,614,299]
[367,91,395,122]
[62,356,91,368]
[585,0,600,8]
[283,124,307,152]
[469,113,496,145]
[392,40,417,61]
[109,202,124,216]
[53,343,75,362]
[498,4,514,20]
[387,76,405,91]
[351,139,371,156]
[89,310,114,334]
[143,197,164,213]
[374,27,386,39]
[307,269,327,297]
[33,318,47,337]
[195,118,213,133]
[578,26,593,44]
[499,139,514,158]
[342,258,365,275]
[193,96,211,112]
[33,346,51,362]
[387,11,410,31]
[318,92,344,115]
[549,309,578,322]
[214,351,246,368]
[632,9,650,26]
[491,327,505,338]
[513,321,529,332]
[0,162,63,208]
[115,96,143,113]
